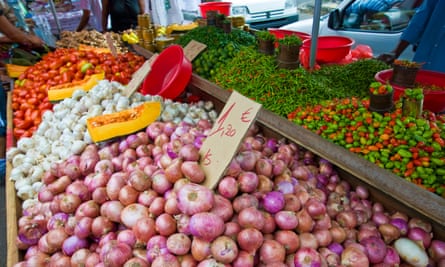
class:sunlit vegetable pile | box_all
[11,89,445,266]
[288,98,445,196]
[11,48,145,139]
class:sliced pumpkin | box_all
[5,64,29,78]
[86,101,161,143]
[78,44,111,54]
[48,72,105,101]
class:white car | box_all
[280,0,423,59]
[182,0,299,29]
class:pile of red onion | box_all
[14,119,445,266]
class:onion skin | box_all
[237,228,264,254]
[293,247,323,267]
[259,239,286,265]
[177,183,214,216]
[360,236,387,264]
[189,212,225,242]
[341,244,370,267]
[210,235,239,264]
[429,240,445,262]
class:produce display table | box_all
[5,44,445,266]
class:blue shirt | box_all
[401,0,445,73]
[347,0,401,15]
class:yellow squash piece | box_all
[78,44,111,54]
[87,101,161,143]
[48,72,105,102]
[5,64,29,78]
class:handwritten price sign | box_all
[200,91,261,189]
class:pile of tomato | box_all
[11,48,145,139]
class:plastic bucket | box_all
[199,2,232,18]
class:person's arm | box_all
[101,0,109,32]
[76,9,91,31]
[138,0,146,14]
[0,15,44,47]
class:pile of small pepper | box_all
[288,97,445,196]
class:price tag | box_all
[105,33,118,57]
[123,54,158,97]
[200,91,262,189]
[184,40,207,62]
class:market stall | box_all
[3,10,445,266]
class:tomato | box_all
[49,59,64,70]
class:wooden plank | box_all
[6,91,21,267]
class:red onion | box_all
[146,235,168,262]
[165,158,183,183]
[304,198,326,220]
[156,213,177,236]
[74,216,93,239]
[128,169,151,192]
[166,233,191,256]
[148,196,165,216]
[236,150,261,171]
[232,193,259,213]
[259,239,286,265]
[299,232,319,250]
[238,206,265,230]
[47,212,69,230]
[217,176,239,199]
[233,250,255,267]
[151,171,172,195]
[261,191,285,214]
[210,194,234,222]
[102,242,133,267]
[66,180,91,202]
[210,235,239,264]
[18,218,47,246]
[274,230,300,254]
[106,172,127,200]
[177,183,214,215]
[133,217,156,243]
[118,184,140,206]
[59,193,82,214]
[296,209,314,233]
[408,227,432,249]
[382,246,400,265]
[70,248,91,266]
[340,244,369,267]
[378,223,401,244]
[429,240,445,262]
[117,229,137,248]
[237,171,259,193]
[124,257,149,267]
[100,200,124,223]
[120,203,149,228]
[91,216,115,238]
[274,210,298,230]
[189,212,225,242]
[390,217,409,236]
[237,228,264,254]
[360,236,387,264]
[62,235,89,256]
[261,211,277,234]
[255,158,273,177]
[313,229,332,247]
[191,237,212,261]
[178,143,200,161]
[294,247,323,267]
[151,253,180,267]
[181,161,206,183]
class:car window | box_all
[341,0,421,32]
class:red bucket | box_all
[199,2,232,18]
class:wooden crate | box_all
[6,48,445,266]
